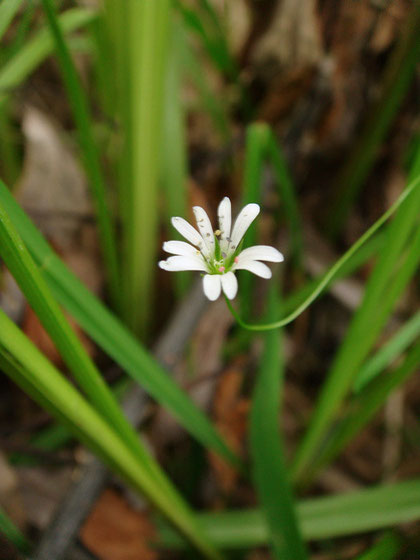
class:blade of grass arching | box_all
[0,315,224,560]
[40,0,120,311]
[0,504,32,555]
[159,478,420,549]
[0,8,97,102]
[0,180,241,469]
[121,0,170,336]
[250,285,308,559]
[353,310,420,392]
[292,166,420,480]
[0,0,24,42]
[267,130,303,267]
[239,123,271,318]
[161,20,190,298]
[327,3,420,237]
[355,534,400,560]
[300,342,420,485]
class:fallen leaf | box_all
[81,489,157,560]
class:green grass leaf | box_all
[0,503,31,555]
[250,285,307,559]
[40,0,121,309]
[158,478,420,549]
[0,311,223,560]
[0,8,97,101]
[0,180,240,470]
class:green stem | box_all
[225,174,420,331]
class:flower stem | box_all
[225,174,420,331]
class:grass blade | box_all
[267,131,303,266]
[250,286,308,559]
[120,0,170,335]
[299,342,420,484]
[40,0,120,309]
[158,478,420,549]
[0,504,32,555]
[0,180,240,469]
[0,8,97,101]
[161,20,190,297]
[353,310,420,392]
[355,534,400,560]
[0,312,223,560]
[293,166,420,480]
[0,0,24,43]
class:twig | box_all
[31,280,208,560]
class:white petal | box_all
[171,216,210,257]
[230,203,260,251]
[221,271,238,300]
[236,245,284,263]
[203,274,221,301]
[193,206,215,255]
[159,255,207,272]
[234,260,272,279]
[163,240,201,257]
[217,197,231,252]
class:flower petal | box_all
[234,260,272,279]
[171,216,209,257]
[159,255,207,272]
[203,274,221,301]
[236,245,284,263]
[217,197,231,252]
[221,271,238,300]
[230,203,260,252]
[163,240,200,257]
[193,206,215,255]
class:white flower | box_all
[159,197,284,301]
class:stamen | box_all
[214,229,221,237]
[234,257,239,263]
[218,266,225,273]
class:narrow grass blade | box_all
[40,0,120,310]
[300,342,420,484]
[0,8,97,100]
[250,286,307,559]
[354,310,420,392]
[175,0,236,81]
[355,534,400,560]
[0,504,32,555]
[0,181,240,469]
[239,123,270,317]
[0,0,24,42]
[0,193,147,469]
[292,167,420,480]
[327,3,420,236]
[267,131,303,267]
[161,20,190,297]
[0,99,19,186]
[0,313,223,560]
[120,0,170,335]
[158,478,420,549]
